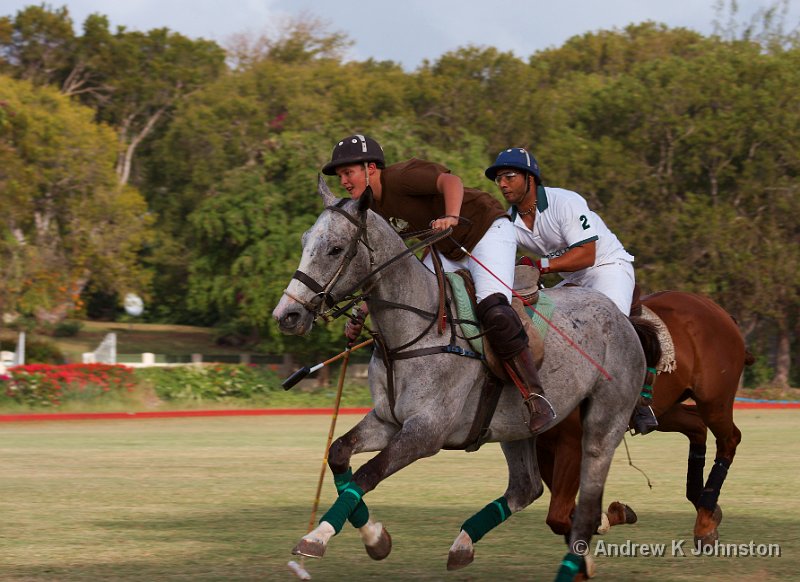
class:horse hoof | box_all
[292,538,326,559]
[712,504,723,526]
[694,528,719,552]
[605,501,638,526]
[365,525,392,560]
[447,547,474,571]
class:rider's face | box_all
[495,170,529,206]
[336,164,370,199]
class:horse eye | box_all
[328,246,343,256]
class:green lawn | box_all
[0,409,798,581]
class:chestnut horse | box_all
[536,290,753,549]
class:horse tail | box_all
[728,313,756,367]
[629,316,662,369]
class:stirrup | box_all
[524,393,556,432]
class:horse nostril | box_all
[283,311,300,328]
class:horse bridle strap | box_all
[289,201,371,317]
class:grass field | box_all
[1,410,798,581]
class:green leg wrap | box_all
[333,468,369,528]
[461,497,511,543]
[555,552,583,582]
[320,482,365,534]
[641,366,657,400]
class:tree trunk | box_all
[116,106,169,186]
[771,326,791,389]
[33,273,90,326]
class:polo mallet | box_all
[287,346,353,580]
[282,338,374,390]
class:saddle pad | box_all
[523,292,555,340]
[445,272,553,356]
[446,272,484,355]
[641,305,677,373]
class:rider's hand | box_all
[345,306,366,343]
[345,318,363,341]
[429,215,459,231]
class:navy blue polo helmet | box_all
[485,147,541,182]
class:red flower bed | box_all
[3,364,137,407]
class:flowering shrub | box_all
[4,364,137,407]
[136,364,281,402]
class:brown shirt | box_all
[373,159,507,260]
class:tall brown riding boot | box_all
[476,293,556,433]
[504,348,557,433]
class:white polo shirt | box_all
[510,186,634,275]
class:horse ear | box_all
[358,186,374,213]
[317,174,337,206]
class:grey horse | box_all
[272,177,647,581]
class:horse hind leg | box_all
[447,437,544,571]
[557,401,628,582]
[694,412,741,550]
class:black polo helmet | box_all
[322,134,385,175]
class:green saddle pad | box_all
[446,272,555,357]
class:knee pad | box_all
[476,293,528,358]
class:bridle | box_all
[283,199,373,320]
[283,198,454,323]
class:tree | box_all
[0,5,228,187]
[0,76,152,324]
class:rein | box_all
[286,202,484,427]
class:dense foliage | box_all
[0,4,797,386]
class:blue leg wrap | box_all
[333,468,369,528]
[320,481,365,534]
[461,497,510,543]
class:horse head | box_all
[272,176,374,336]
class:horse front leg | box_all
[447,437,544,571]
[293,410,398,560]
[656,403,709,509]
[293,413,445,561]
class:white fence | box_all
[0,332,25,374]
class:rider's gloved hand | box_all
[345,306,366,343]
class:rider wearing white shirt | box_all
[509,186,635,315]
[485,147,658,435]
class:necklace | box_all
[517,205,535,216]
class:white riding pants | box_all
[423,217,515,303]
[557,260,635,315]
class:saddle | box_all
[447,264,547,382]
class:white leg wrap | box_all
[596,512,611,535]
[358,519,383,546]
[304,521,336,545]
[449,529,474,553]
